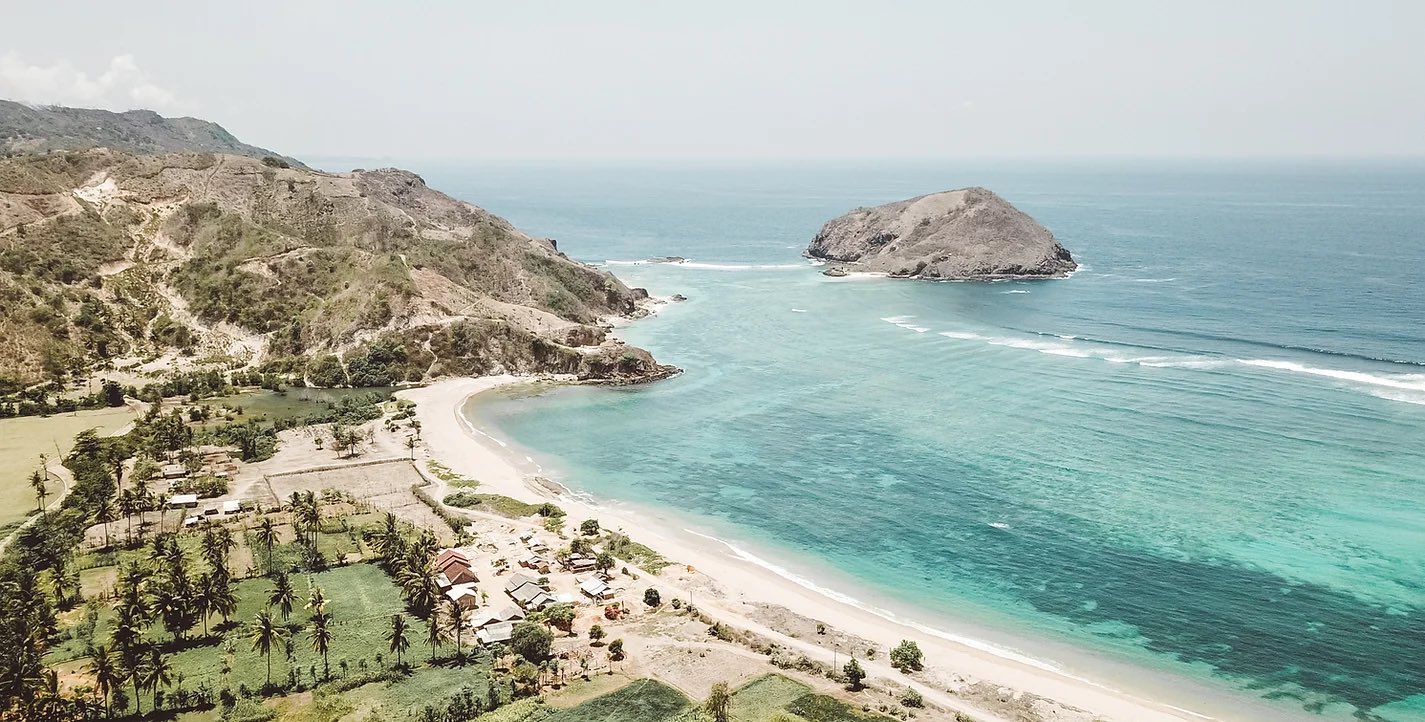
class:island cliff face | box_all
[806,187,1075,279]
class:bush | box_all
[644,587,661,607]
[900,688,924,708]
[890,640,923,672]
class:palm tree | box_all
[306,585,328,616]
[400,566,439,617]
[447,597,464,663]
[386,615,410,668]
[249,610,288,688]
[117,489,137,542]
[209,577,238,629]
[405,435,417,460]
[426,613,442,661]
[268,571,295,621]
[96,497,118,549]
[140,646,172,711]
[29,469,47,513]
[86,645,121,718]
[255,517,279,576]
[309,611,333,679]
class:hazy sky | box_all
[2,1,1422,160]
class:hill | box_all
[0,103,674,391]
[0,99,304,166]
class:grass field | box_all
[194,387,393,427]
[728,674,813,721]
[543,679,695,722]
[0,406,134,532]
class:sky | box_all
[2,1,1422,161]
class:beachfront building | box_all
[565,555,597,573]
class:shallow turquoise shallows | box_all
[400,159,1424,721]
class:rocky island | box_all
[806,187,1076,279]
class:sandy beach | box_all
[399,376,1226,722]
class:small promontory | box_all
[806,187,1075,279]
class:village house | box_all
[476,621,515,646]
[469,605,525,631]
[444,583,480,610]
[579,577,616,601]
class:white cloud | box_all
[0,52,182,114]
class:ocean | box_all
[403,159,1424,720]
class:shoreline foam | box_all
[396,376,1311,722]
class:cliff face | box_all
[0,107,674,388]
[807,187,1075,279]
[0,99,304,167]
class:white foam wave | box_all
[1001,289,1031,294]
[1238,359,1425,392]
[679,528,1075,676]
[790,308,808,313]
[881,316,932,333]
[1131,277,1178,283]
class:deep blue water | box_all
[393,160,1424,720]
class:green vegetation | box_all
[542,679,693,722]
[427,460,480,488]
[0,406,133,532]
[601,531,671,574]
[889,640,923,672]
[784,693,892,721]
[442,491,552,520]
[727,674,812,721]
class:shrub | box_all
[644,587,661,607]
[890,640,923,672]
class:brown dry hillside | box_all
[0,147,671,389]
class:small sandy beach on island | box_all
[399,376,1224,722]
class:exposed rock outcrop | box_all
[806,187,1075,279]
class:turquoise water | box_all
[414,161,1425,720]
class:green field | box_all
[194,387,394,426]
[543,679,695,722]
[728,674,813,721]
[0,406,134,532]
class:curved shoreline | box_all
[400,376,1290,722]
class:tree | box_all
[209,577,238,629]
[643,588,661,607]
[580,519,600,536]
[426,613,442,660]
[405,435,417,460]
[268,571,296,621]
[249,610,288,688]
[843,657,866,690]
[595,551,616,575]
[386,615,411,668]
[446,598,464,663]
[541,603,576,633]
[706,681,731,722]
[890,640,923,672]
[96,497,118,549]
[510,621,552,664]
[86,644,121,718]
[588,624,606,645]
[29,469,47,513]
[254,518,279,576]
[309,612,333,679]
[607,638,624,661]
[140,646,172,711]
